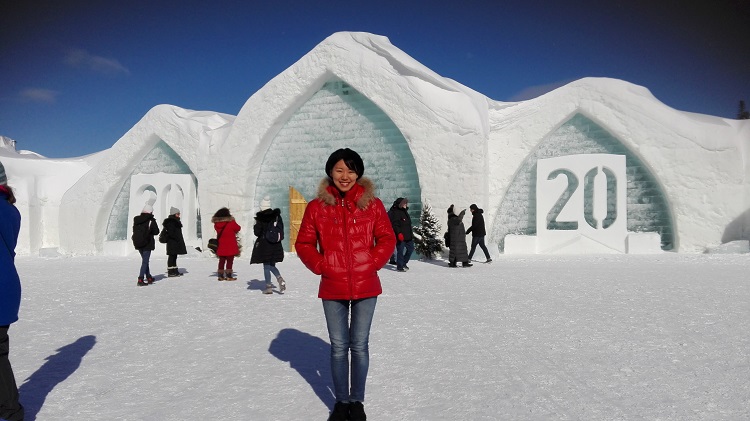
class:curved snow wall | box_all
[255,79,421,248]
[493,113,674,252]
[105,140,197,241]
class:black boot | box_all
[462,261,473,267]
[349,401,367,421]
[167,267,179,277]
[327,402,350,421]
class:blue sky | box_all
[1,0,748,158]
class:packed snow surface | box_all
[9,253,749,420]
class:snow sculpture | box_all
[11,32,749,256]
[493,113,676,253]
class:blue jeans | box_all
[396,240,414,269]
[138,249,152,279]
[322,297,377,403]
[263,263,280,283]
[468,235,491,260]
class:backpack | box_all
[132,220,151,249]
[158,228,168,244]
[264,216,284,244]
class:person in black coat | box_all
[250,198,286,293]
[388,197,414,272]
[447,205,471,268]
[132,204,160,286]
[466,204,492,263]
[162,206,187,277]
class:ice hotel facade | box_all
[5,32,749,256]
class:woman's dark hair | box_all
[0,185,15,204]
[213,207,231,218]
[325,148,364,178]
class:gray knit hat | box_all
[0,160,6,186]
[170,206,181,215]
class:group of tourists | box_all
[387,196,492,271]
[445,203,492,267]
[131,205,188,285]
[131,200,287,294]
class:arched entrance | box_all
[254,79,422,249]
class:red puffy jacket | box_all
[296,177,396,300]
[212,217,241,257]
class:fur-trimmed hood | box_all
[316,177,376,210]
[254,207,281,223]
[211,215,235,224]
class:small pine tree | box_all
[412,203,443,260]
[738,100,750,119]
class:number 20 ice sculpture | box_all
[536,154,627,253]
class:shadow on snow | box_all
[19,335,97,421]
[268,328,333,409]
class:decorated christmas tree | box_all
[412,203,443,260]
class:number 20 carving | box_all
[536,154,627,253]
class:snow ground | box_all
[8,253,750,420]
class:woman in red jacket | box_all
[211,207,241,280]
[296,148,396,421]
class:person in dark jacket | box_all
[466,203,492,263]
[162,207,187,277]
[0,161,25,421]
[250,197,286,293]
[132,204,160,286]
[447,204,472,267]
[295,148,396,421]
[388,197,414,272]
[212,207,242,281]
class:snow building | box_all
[7,31,750,256]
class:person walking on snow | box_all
[0,160,25,421]
[211,207,241,281]
[250,197,286,293]
[388,197,414,272]
[132,204,160,286]
[162,207,187,277]
[447,204,472,267]
[295,148,396,421]
[466,203,492,263]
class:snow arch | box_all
[105,140,196,241]
[254,79,422,248]
[492,113,675,252]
